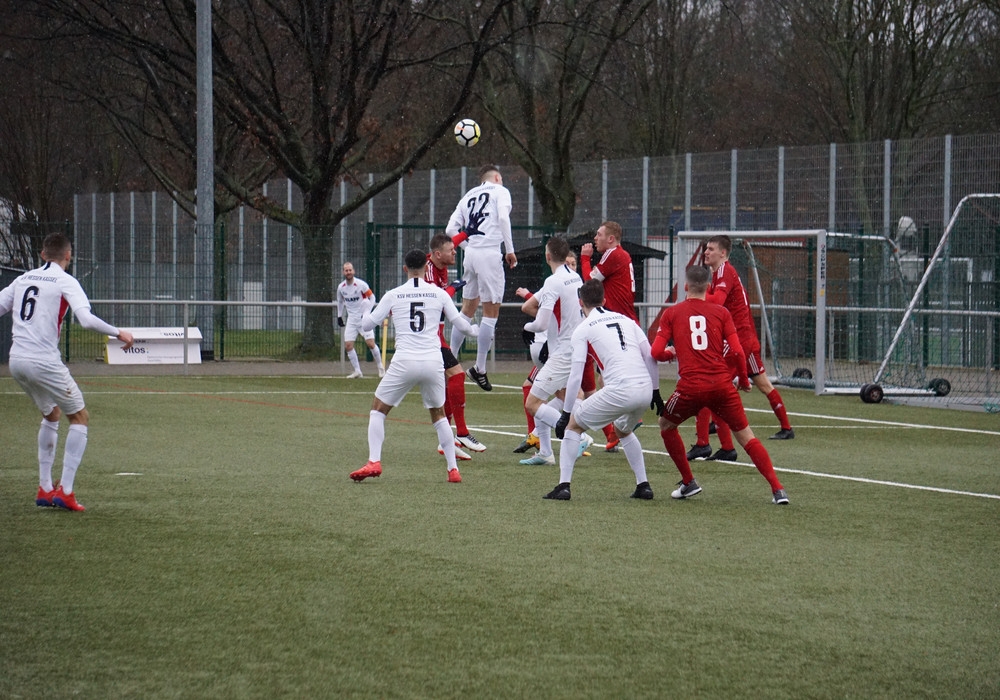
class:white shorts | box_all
[573,382,651,434]
[530,351,573,399]
[461,246,506,304]
[8,356,86,416]
[345,315,375,343]
[374,356,446,409]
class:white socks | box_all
[38,419,59,491]
[348,348,361,373]
[450,314,474,357]
[61,424,88,494]
[475,317,497,372]
[559,431,582,484]
[618,432,648,484]
[434,418,458,471]
[368,410,386,462]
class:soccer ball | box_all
[454,119,481,148]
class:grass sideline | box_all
[1,370,998,698]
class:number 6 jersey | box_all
[0,262,112,363]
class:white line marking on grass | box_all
[469,427,1000,501]
[115,472,143,476]
[746,407,1000,437]
[773,467,1000,500]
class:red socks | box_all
[522,384,535,433]
[694,407,712,446]
[767,389,792,431]
[743,438,783,491]
[713,414,734,451]
[447,372,469,435]
[661,428,694,483]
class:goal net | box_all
[675,222,999,409]
[874,194,1000,411]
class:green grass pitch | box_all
[2,369,998,698]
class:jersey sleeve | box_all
[0,281,14,315]
[61,275,93,314]
[498,187,514,253]
[366,290,393,326]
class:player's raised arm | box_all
[442,293,479,337]
[362,292,392,332]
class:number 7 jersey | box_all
[366,277,464,355]
[571,306,653,388]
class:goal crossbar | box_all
[677,230,829,395]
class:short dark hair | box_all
[429,233,452,252]
[404,248,428,271]
[686,264,711,293]
[579,279,605,308]
[706,234,732,255]
[42,233,71,260]
[478,164,500,181]
[546,236,569,262]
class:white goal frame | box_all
[676,229,829,395]
[875,193,1000,384]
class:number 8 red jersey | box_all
[655,297,739,393]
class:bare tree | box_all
[474,0,653,229]
[763,0,979,143]
[26,0,514,352]
[601,1,720,156]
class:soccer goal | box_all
[678,205,1000,409]
[872,194,1000,411]
[675,228,948,401]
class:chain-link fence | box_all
[2,132,998,366]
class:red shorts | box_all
[662,382,749,432]
[747,349,766,378]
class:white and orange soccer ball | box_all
[454,119,481,148]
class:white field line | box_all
[468,426,1000,501]
[6,383,996,499]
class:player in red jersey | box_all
[580,221,637,321]
[650,264,789,505]
[580,220,638,451]
[425,232,487,460]
[685,234,794,461]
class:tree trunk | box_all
[300,227,335,355]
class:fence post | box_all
[667,226,675,302]
[921,224,931,366]
[215,219,227,361]
[994,226,1000,370]
[365,222,382,355]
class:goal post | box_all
[676,230,829,395]
[873,193,1000,410]
[679,210,1000,410]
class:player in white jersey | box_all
[0,233,134,511]
[542,279,662,501]
[446,164,517,392]
[349,248,479,484]
[336,262,385,378]
[516,237,585,466]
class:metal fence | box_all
[1,132,998,363]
